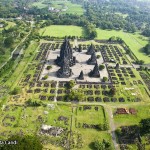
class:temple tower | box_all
[87,52,97,65]
[89,62,100,78]
[78,71,84,80]
[55,38,76,67]
[57,57,72,78]
[86,44,95,55]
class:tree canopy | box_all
[1,135,43,150]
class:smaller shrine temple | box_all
[115,63,119,69]
[86,44,95,55]
[89,62,100,78]
[87,52,97,65]
[78,71,84,80]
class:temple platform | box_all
[40,49,109,82]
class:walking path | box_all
[54,81,59,102]
[105,106,120,150]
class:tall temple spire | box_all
[86,44,95,55]
[57,57,72,78]
[87,52,97,65]
[55,38,76,67]
[89,62,100,78]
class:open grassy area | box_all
[0,21,16,31]
[76,105,105,124]
[5,21,16,29]
[113,104,150,128]
[32,1,47,9]
[0,103,114,149]
[3,41,39,89]
[96,29,150,64]
[32,0,84,15]
[39,25,83,37]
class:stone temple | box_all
[89,62,100,78]
[87,52,97,65]
[86,44,95,55]
[55,38,76,67]
[40,38,104,82]
[57,57,72,78]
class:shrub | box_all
[46,65,52,70]
[99,65,105,70]
[43,75,48,80]
[10,87,21,95]
[102,77,108,82]
[65,80,76,89]
[97,55,101,59]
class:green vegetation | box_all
[39,25,83,37]
[96,29,150,64]
[93,139,112,150]
[64,90,84,102]
[43,74,48,80]
[46,65,52,70]
[143,43,150,55]
[84,22,97,39]
[1,135,43,150]
[65,80,76,89]
[114,105,150,127]
[32,0,84,15]
[99,65,105,71]
[102,77,108,82]
[32,1,47,9]
[10,87,21,95]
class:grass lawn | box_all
[76,105,105,125]
[0,21,15,31]
[96,29,150,64]
[4,41,39,89]
[113,104,150,128]
[46,104,72,127]
[32,0,84,15]
[32,1,47,9]
[74,129,114,150]
[39,25,83,37]
[5,21,16,29]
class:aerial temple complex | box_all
[53,38,101,79]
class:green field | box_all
[32,0,84,15]
[0,21,16,31]
[96,29,150,64]
[0,103,114,150]
[39,25,83,37]
[113,104,150,128]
